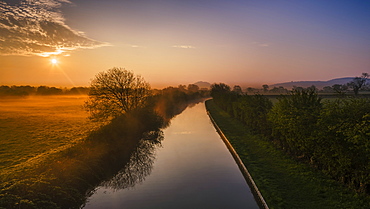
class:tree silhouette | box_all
[262,84,269,93]
[347,73,369,96]
[85,67,151,121]
[187,84,200,93]
[232,85,243,95]
[210,83,231,95]
[332,84,348,95]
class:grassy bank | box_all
[205,99,370,209]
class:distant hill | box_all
[270,77,355,89]
[193,81,211,89]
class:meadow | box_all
[0,96,104,208]
[0,96,97,172]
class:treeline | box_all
[241,73,370,96]
[151,84,209,121]
[0,85,90,96]
[245,83,370,95]
[0,84,210,97]
[211,83,370,194]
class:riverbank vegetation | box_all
[206,99,370,208]
[207,83,370,208]
[0,68,208,208]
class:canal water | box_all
[83,102,259,209]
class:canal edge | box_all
[206,109,269,209]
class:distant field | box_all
[0,96,97,173]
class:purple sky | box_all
[1,0,369,87]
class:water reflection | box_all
[84,102,259,209]
[101,131,163,191]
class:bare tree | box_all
[347,73,369,96]
[85,67,151,121]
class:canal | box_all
[83,102,259,209]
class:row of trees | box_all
[211,83,370,194]
[244,83,366,95]
[243,73,370,95]
[245,85,289,94]
[0,85,90,96]
[318,73,369,95]
[1,81,207,101]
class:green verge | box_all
[205,99,370,209]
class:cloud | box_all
[172,45,196,49]
[250,41,270,47]
[259,43,269,47]
[130,44,146,48]
[0,0,107,57]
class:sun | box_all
[51,58,58,64]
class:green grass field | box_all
[0,96,97,174]
[206,99,370,209]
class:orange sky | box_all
[1,0,369,88]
